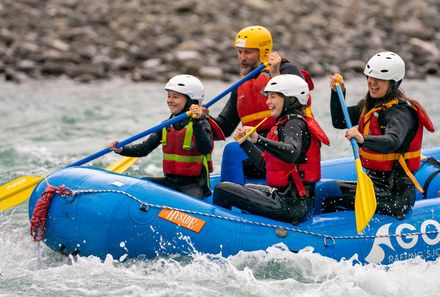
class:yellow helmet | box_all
[234,25,272,64]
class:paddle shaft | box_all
[335,84,360,160]
[69,63,267,167]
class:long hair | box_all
[281,95,306,117]
[358,85,409,113]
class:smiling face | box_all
[166,90,187,115]
[236,47,260,75]
[367,76,390,98]
[266,92,284,118]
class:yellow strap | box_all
[359,150,421,161]
[304,106,313,117]
[201,155,211,190]
[161,120,194,149]
[362,99,399,134]
[183,120,193,150]
[161,127,167,145]
[397,155,424,193]
[241,110,272,125]
[163,153,202,163]
[163,153,212,190]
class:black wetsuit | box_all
[213,114,315,224]
[329,90,419,217]
[117,112,213,199]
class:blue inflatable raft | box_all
[28,147,440,265]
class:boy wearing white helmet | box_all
[213,75,329,224]
[329,51,435,219]
[109,74,214,198]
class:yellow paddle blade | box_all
[105,156,139,174]
[354,159,377,232]
[0,176,44,210]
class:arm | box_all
[279,60,303,77]
[256,118,309,163]
[213,88,240,137]
[118,131,162,157]
[363,105,418,153]
[330,90,361,129]
[192,117,213,155]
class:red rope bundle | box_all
[30,185,71,241]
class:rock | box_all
[48,39,71,52]
[409,38,440,58]
[199,66,223,79]
[0,0,438,82]
[0,29,15,46]
[344,60,366,72]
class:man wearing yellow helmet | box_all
[212,25,305,137]
[209,25,308,182]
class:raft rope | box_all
[30,184,73,241]
[31,183,440,245]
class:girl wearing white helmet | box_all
[329,51,434,219]
[213,74,329,224]
[109,74,214,199]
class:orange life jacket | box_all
[358,99,434,172]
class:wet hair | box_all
[183,95,198,111]
[280,93,306,117]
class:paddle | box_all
[0,63,268,211]
[335,78,376,233]
[235,117,268,144]
[104,156,140,173]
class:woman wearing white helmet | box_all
[213,74,329,224]
[329,51,434,219]
[109,74,214,198]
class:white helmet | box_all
[264,74,310,105]
[165,74,205,104]
[363,51,405,82]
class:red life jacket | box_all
[264,114,329,197]
[358,99,434,172]
[236,71,276,131]
[236,69,315,132]
[161,120,213,177]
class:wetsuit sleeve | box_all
[118,130,161,157]
[193,117,213,155]
[363,104,418,153]
[280,62,303,77]
[330,90,361,129]
[240,140,266,173]
[213,88,240,137]
[256,118,309,163]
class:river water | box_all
[1,76,440,297]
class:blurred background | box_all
[1,0,439,83]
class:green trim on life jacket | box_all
[161,120,194,150]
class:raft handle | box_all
[323,236,336,247]
[139,203,149,212]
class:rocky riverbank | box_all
[1,0,439,82]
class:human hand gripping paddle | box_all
[235,117,268,144]
[335,76,376,233]
[0,63,267,211]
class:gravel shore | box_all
[1,0,439,82]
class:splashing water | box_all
[1,77,440,296]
